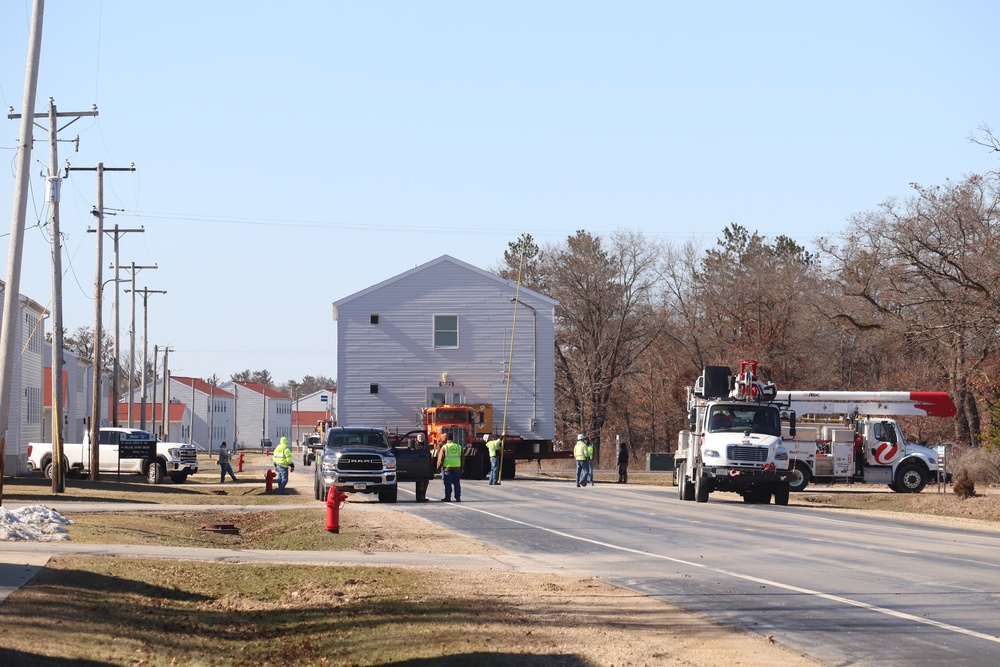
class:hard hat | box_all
[280,436,288,445]
[577,433,586,441]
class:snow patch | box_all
[0,505,74,541]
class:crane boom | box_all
[779,391,956,418]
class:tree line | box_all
[495,166,1000,470]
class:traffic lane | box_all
[409,478,1000,667]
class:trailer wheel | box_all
[678,473,691,501]
[773,483,790,506]
[694,467,710,503]
[501,457,516,480]
[378,486,398,503]
[787,462,810,492]
[894,463,927,493]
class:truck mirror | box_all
[788,412,796,439]
[689,408,697,432]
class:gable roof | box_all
[332,254,557,314]
[172,376,235,398]
[231,381,291,400]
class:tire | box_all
[679,472,695,501]
[169,473,188,484]
[787,462,810,492]
[146,461,164,485]
[314,471,322,501]
[501,457,516,480]
[378,485,398,503]
[694,467,710,503]
[894,462,927,494]
[43,457,71,480]
[743,488,771,504]
[773,483,790,506]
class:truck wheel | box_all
[169,473,188,484]
[773,483,790,506]
[787,462,810,492]
[378,486,398,503]
[45,458,70,480]
[694,468,710,503]
[146,462,164,484]
[678,473,695,501]
[501,457,516,480]
[894,463,927,493]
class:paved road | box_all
[397,476,1000,667]
[4,470,1000,666]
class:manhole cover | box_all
[198,523,239,534]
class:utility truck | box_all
[777,391,956,493]
[674,361,794,505]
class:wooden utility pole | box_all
[67,162,136,480]
[161,346,173,439]
[105,225,144,426]
[0,0,44,505]
[127,287,166,430]
[119,262,156,426]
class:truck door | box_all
[98,430,120,471]
[392,430,434,481]
[869,420,903,466]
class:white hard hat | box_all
[577,433,586,441]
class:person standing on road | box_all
[436,433,464,502]
[272,436,294,494]
[584,436,596,486]
[485,431,504,485]
[218,441,237,483]
[414,432,430,503]
[574,434,590,487]
[617,441,630,484]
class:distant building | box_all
[290,388,336,444]
[1,284,47,476]
[219,381,292,450]
[132,377,234,452]
[43,344,93,445]
[118,401,190,442]
[331,255,557,441]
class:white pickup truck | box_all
[27,427,199,484]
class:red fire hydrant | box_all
[237,451,245,473]
[326,486,349,533]
[265,468,276,492]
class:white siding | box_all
[220,383,293,450]
[334,256,556,441]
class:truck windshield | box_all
[434,410,469,423]
[708,406,781,437]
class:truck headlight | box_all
[168,448,180,458]
[703,448,721,459]
[384,455,397,470]
[774,450,789,462]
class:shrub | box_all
[953,469,976,499]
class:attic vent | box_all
[370,313,379,324]
[369,383,379,394]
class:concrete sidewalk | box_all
[0,553,50,604]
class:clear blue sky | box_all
[2,1,998,385]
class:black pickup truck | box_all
[313,427,434,503]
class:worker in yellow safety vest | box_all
[272,436,294,495]
[574,434,590,488]
[485,431,505,486]
[436,433,464,502]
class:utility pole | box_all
[0,0,43,505]
[161,346,173,439]
[67,162,136,481]
[8,99,97,493]
[127,287,166,430]
[105,225,143,426]
[151,344,159,437]
[120,262,156,426]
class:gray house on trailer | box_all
[332,255,557,443]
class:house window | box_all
[434,314,458,348]
[370,383,379,394]
[370,313,379,324]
